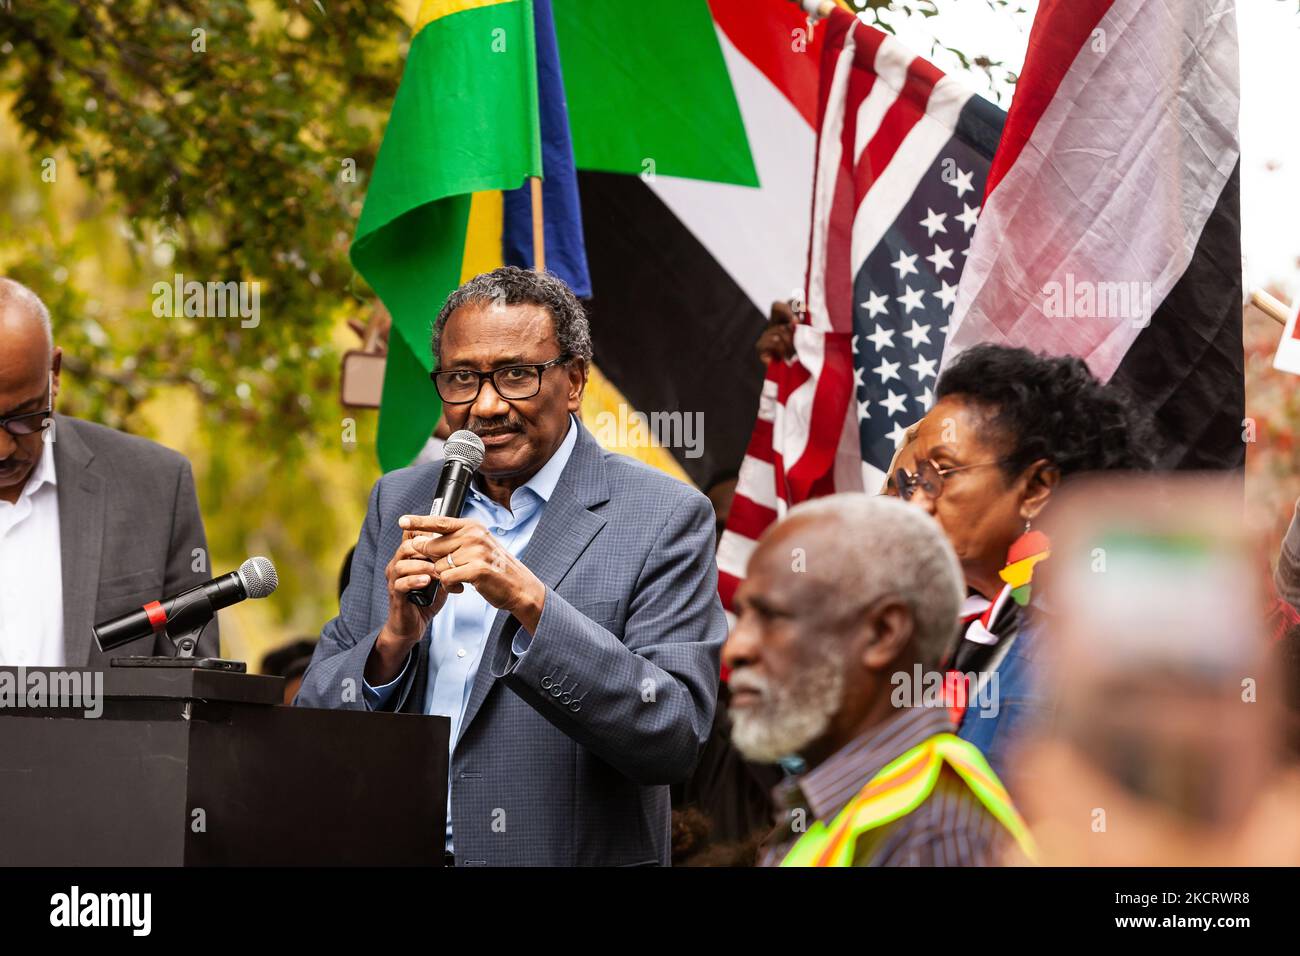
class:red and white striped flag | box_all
[718,6,1004,612]
[942,0,1243,470]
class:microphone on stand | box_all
[93,556,279,655]
[407,430,486,608]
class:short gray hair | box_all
[785,494,964,667]
[0,278,53,353]
[431,266,592,368]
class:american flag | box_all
[717,8,1005,612]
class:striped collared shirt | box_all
[759,706,1007,867]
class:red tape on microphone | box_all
[142,600,167,632]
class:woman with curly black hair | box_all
[886,343,1153,784]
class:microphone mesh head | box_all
[444,429,485,471]
[238,556,279,599]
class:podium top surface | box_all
[0,665,283,706]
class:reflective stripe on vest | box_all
[779,732,1038,866]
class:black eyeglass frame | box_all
[0,373,54,438]
[430,353,573,405]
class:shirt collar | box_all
[467,414,577,509]
[780,706,955,825]
[23,444,57,498]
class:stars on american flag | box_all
[851,154,986,467]
[919,207,948,237]
[878,390,908,417]
[902,320,931,348]
[861,290,889,319]
[890,250,919,280]
[865,323,895,351]
[925,244,954,274]
[909,355,938,381]
[956,202,980,232]
[886,420,911,446]
[896,285,926,313]
[873,356,901,384]
[933,280,959,309]
[949,166,975,198]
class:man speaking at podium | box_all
[297,268,726,866]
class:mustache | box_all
[467,416,523,437]
[728,669,769,698]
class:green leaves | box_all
[0,1,410,637]
[3,1,404,439]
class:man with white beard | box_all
[724,495,1037,867]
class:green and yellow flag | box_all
[352,0,542,472]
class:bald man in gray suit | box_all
[0,278,215,666]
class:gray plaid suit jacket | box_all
[295,422,726,865]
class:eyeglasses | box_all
[431,354,572,405]
[0,373,53,438]
[892,457,1003,502]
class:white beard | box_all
[728,655,845,764]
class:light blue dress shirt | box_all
[364,415,578,850]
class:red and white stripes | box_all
[719,7,971,611]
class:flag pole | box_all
[1251,289,1290,328]
[530,176,546,273]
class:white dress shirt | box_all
[0,445,65,666]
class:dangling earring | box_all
[999,517,1051,607]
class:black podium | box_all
[0,666,449,866]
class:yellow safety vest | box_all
[780,732,1038,866]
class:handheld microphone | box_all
[408,430,486,607]
[93,556,279,653]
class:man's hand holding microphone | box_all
[364,431,548,686]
